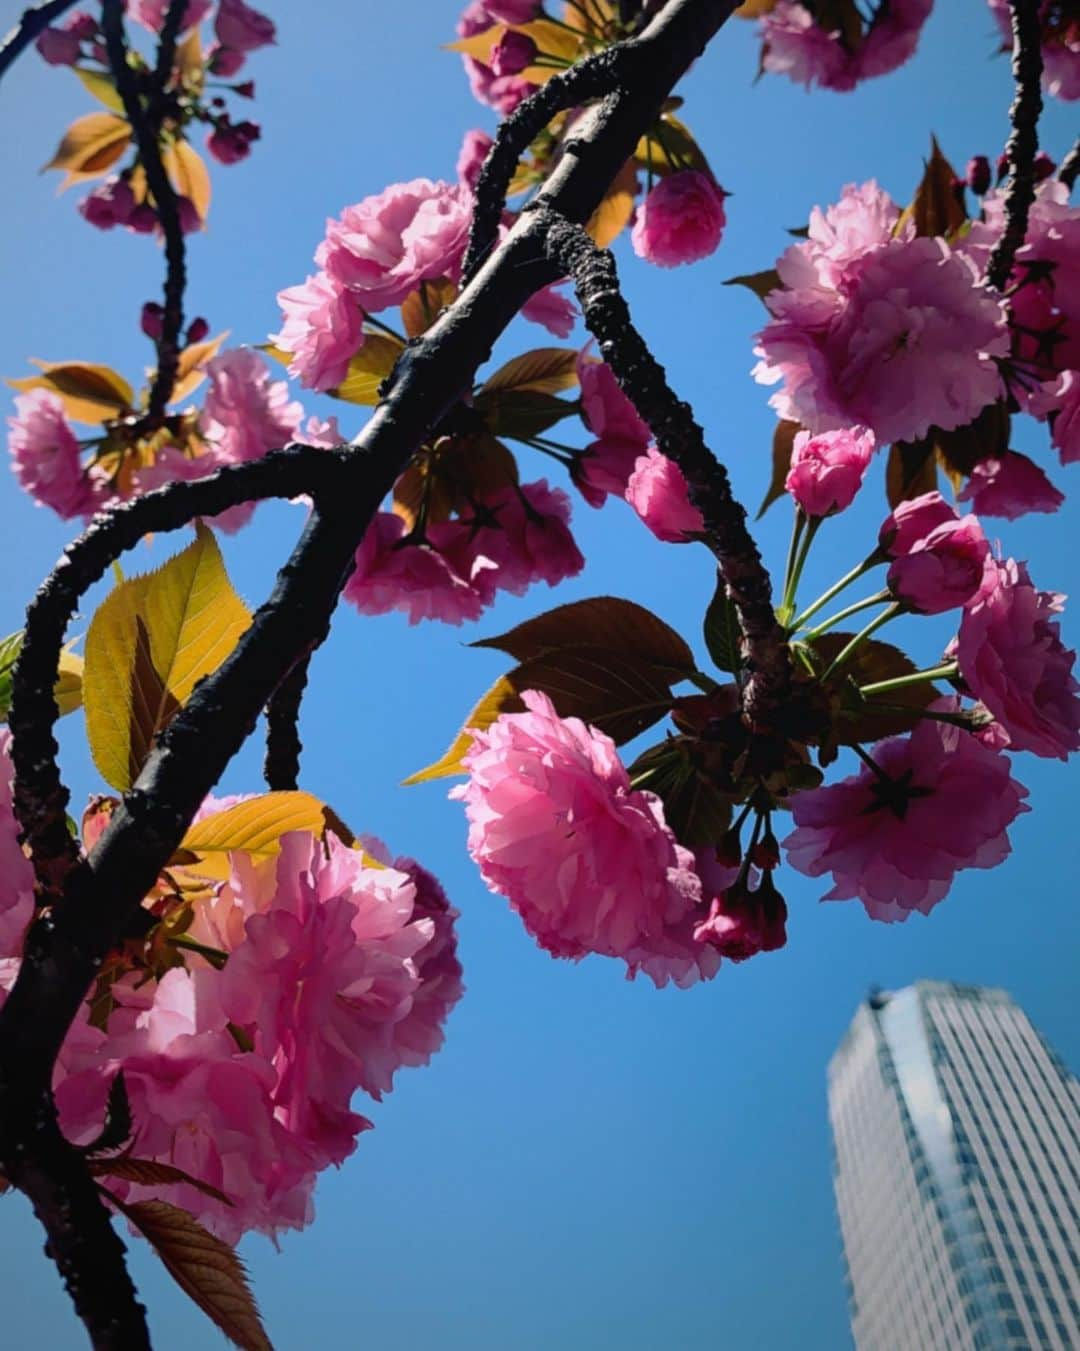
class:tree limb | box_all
[0,0,79,83]
[263,654,312,791]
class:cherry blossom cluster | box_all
[752,0,932,93]
[0,747,462,1242]
[36,0,275,233]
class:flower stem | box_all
[365,312,408,344]
[788,549,884,633]
[802,590,892,641]
[859,662,958,696]
[821,603,903,681]
[852,743,893,784]
[777,510,805,626]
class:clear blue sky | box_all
[1,4,1077,1348]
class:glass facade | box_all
[828,982,1080,1351]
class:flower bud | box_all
[1033,151,1056,182]
[489,30,537,77]
[186,316,210,344]
[965,154,991,196]
[141,302,165,340]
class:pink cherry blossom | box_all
[78,177,137,231]
[624,449,704,542]
[321,179,474,314]
[273,272,364,392]
[784,425,875,518]
[631,172,727,268]
[344,511,487,626]
[0,731,34,960]
[784,702,1029,921]
[521,282,578,338]
[692,872,787,962]
[490,29,536,77]
[453,690,713,986]
[456,129,494,190]
[35,20,82,65]
[214,0,276,51]
[957,557,1080,760]
[128,0,211,33]
[878,489,958,557]
[457,0,539,111]
[886,514,989,614]
[132,447,255,534]
[457,480,585,600]
[761,0,931,91]
[1047,370,1080,463]
[957,451,1064,520]
[484,0,540,21]
[574,351,652,506]
[207,42,245,77]
[199,348,303,463]
[7,389,97,519]
[755,185,1009,444]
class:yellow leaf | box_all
[43,111,130,186]
[480,348,580,396]
[55,649,84,717]
[328,335,405,405]
[72,67,125,114]
[105,1197,272,1351]
[84,524,252,791]
[404,675,521,784]
[163,139,212,223]
[586,158,638,248]
[175,26,204,91]
[177,791,331,880]
[168,331,230,405]
[734,0,779,15]
[445,24,505,60]
[400,279,458,338]
[515,17,585,81]
[8,361,134,425]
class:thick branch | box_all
[101,0,186,423]
[986,0,1044,290]
[0,0,79,82]
[263,654,312,791]
[540,212,790,730]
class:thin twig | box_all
[986,0,1044,290]
[101,0,186,422]
[0,0,79,83]
[263,654,312,791]
[1059,136,1080,193]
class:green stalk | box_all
[802,589,892,641]
[788,549,885,633]
[859,662,958,697]
[821,603,902,681]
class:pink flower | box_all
[692,874,787,962]
[199,348,303,463]
[878,489,957,557]
[784,425,875,518]
[456,129,494,191]
[78,177,136,231]
[484,0,540,20]
[7,389,96,519]
[132,447,255,533]
[957,557,1080,760]
[624,449,704,541]
[273,272,363,392]
[573,350,652,506]
[456,0,539,111]
[490,29,537,76]
[214,0,275,51]
[207,42,245,76]
[887,514,990,614]
[36,24,81,65]
[1049,370,1080,463]
[205,119,259,166]
[0,731,34,960]
[521,282,578,338]
[344,511,486,626]
[755,185,1009,444]
[957,451,1064,520]
[458,480,585,599]
[321,179,473,314]
[631,172,727,268]
[784,702,1029,921]
[761,0,931,91]
[452,690,714,986]
[128,0,211,33]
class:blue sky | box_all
[1,3,1078,1348]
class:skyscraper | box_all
[828,981,1080,1351]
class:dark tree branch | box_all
[986,0,1044,291]
[540,212,791,731]
[10,446,348,905]
[101,0,186,424]
[0,0,79,83]
[263,654,312,791]
[1059,136,1080,192]
[154,0,186,86]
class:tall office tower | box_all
[828,981,1080,1350]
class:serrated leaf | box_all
[43,111,130,185]
[480,348,581,397]
[472,596,694,673]
[177,791,331,880]
[758,419,800,518]
[626,740,732,847]
[8,360,134,424]
[327,335,405,405]
[633,114,710,178]
[586,157,638,249]
[175,26,204,91]
[805,633,939,744]
[169,331,230,405]
[896,136,966,241]
[106,1197,272,1351]
[0,631,85,722]
[723,269,781,304]
[473,386,577,440]
[404,674,521,784]
[73,67,125,114]
[163,140,211,224]
[515,17,584,80]
[84,524,252,791]
[90,1157,232,1206]
[886,440,938,508]
[400,278,458,338]
[81,1072,132,1157]
[703,576,743,675]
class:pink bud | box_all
[186,316,210,344]
[784,425,875,518]
[141,302,165,340]
[35,26,82,65]
[484,0,541,21]
[490,30,537,77]
[214,0,276,52]
[965,155,991,196]
[631,171,727,268]
[878,490,957,558]
[1033,151,1056,182]
[887,514,990,614]
[207,43,246,77]
[233,80,256,98]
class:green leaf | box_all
[472,596,695,673]
[473,387,577,441]
[480,348,581,397]
[703,577,743,675]
[758,419,800,518]
[73,67,125,114]
[84,524,252,791]
[723,269,781,304]
[105,1196,272,1351]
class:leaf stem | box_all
[802,590,891,641]
[859,662,958,697]
[365,313,408,344]
[788,549,883,633]
[821,603,902,681]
